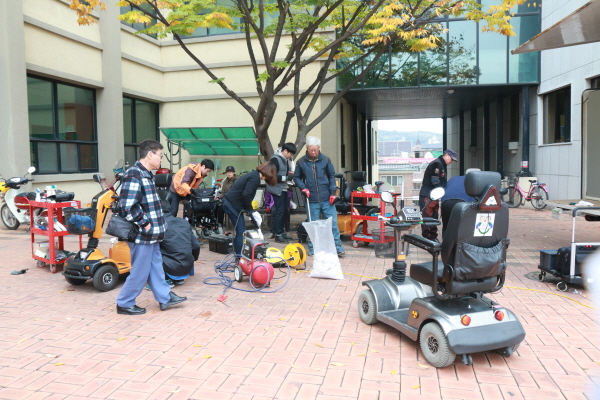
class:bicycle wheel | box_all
[504,186,522,208]
[531,186,549,210]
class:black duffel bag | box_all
[191,188,217,215]
[105,208,139,240]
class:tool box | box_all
[208,234,233,254]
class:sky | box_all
[378,118,443,134]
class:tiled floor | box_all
[0,207,599,400]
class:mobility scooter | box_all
[358,171,525,367]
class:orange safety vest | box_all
[173,163,205,197]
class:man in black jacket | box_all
[419,149,457,242]
[267,143,297,243]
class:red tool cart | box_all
[350,191,399,252]
[30,200,83,274]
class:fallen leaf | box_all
[391,369,396,376]
[323,304,330,307]
[188,357,193,361]
[412,385,421,389]
[315,343,324,348]
[312,368,321,371]
[264,327,270,331]
[357,353,366,356]
[417,363,430,369]
[248,305,252,307]
[351,342,355,346]
[55,363,64,366]
[291,364,297,368]
[330,362,345,367]
[261,296,265,299]
[44,354,58,358]
[129,369,135,372]
[60,291,66,293]
[370,350,379,353]
[338,308,342,311]
[339,284,346,287]
[34,318,40,321]
[278,318,287,321]
[17,339,26,344]
[193,345,203,347]
[117,338,127,342]
[202,355,212,359]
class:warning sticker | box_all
[474,213,495,237]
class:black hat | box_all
[225,166,235,172]
[444,149,457,161]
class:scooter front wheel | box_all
[1,204,20,230]
[358,290,377,325]
[419,322,456,368]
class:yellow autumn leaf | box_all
[55,363,64,366]
[188,357,193,361]
[330,362,345,366]
[261,296,265,299]
[412,385,421,389]
[202,355,212,359]
[129,369,135,372]
[60,291,66,293]
[291,364,297,368]
[370,350,379,353]
[323,304,330,307]
[315,343,324,348]
[17,339,27,344]
[339,284,346,287]
[278,318,287,321]
[417,363,430,369]
[248,304,252,307]
[312,368,321,371]
[34,318,40,321]
[117,337,127,341]
[193,345,203,347]
[357,353,366,356]
[391,369,396,376]
[264,327,270,331]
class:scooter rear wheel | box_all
[358,290,377,325]
[1,204,20,230]
[419,322,456,368]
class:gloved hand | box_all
[302,189,310,198]
[329,195,337,205]
[251,211,262,227]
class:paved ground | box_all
[1,207,599,400]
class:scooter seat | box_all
[410,260,444,286]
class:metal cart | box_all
[538,206,600,291]
[350,191,399,249]
[30,200,82,274]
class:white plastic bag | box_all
[303,217,344,280]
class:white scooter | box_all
[0,167,36,230]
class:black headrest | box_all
[464,171,502,198]
[154,173,172,189]
[352,171,366,182]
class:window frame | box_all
[123,96,160,166]
[543,86,571,144]
[28,75,98,175]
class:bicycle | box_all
[502,173,549,210]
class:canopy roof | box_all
[160,127,260,156]
[512,0,600,54]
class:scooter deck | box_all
[377,308,417,338]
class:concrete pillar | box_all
[0,0,31,177]
[96,4,125,176]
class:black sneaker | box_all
[282,233,294,240]
[337,250,345,257]
[274,235,289,243]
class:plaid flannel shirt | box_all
[119,161,167,244]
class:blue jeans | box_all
[272,192,287,236]
[117,242,171,307]
[223,202,245,257]
[306,201,343,254]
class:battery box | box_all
[208,234,233,254]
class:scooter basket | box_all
[63,207,96,235]
[372,228,395,258]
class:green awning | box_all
[160,127,260,156]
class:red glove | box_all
[329,195,337,205]
[302,189,310,198]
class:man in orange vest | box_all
[168,159,214,217]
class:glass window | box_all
[479,31,507,84]
[509,15,539,83]
[363,51,390,89]
[544,87,571,144]
[448,20,477,85]
[28,76,98,174]
[419,26,448,87]
[509,94,520,142]
[592,77,600,89]
[390,51,419,87]
[123,97,159,166]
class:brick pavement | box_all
[0,208,599,400]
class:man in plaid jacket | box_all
[116,139,187,315]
